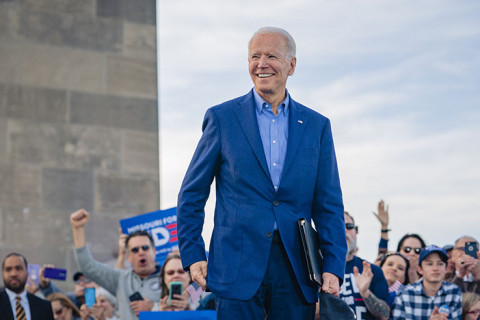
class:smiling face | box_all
[96,294,115,318]
[381,255,407,287]
[248,32,296,106]
[126,235,156,278]
[2,255,27,293]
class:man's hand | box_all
[39,264,53,289]
[372,200,389,228]
[429,306,448,320]
[190,261,208,289]
[130,298,153,317]
[321,272,340,296]
[354,261,374,297]
[70,209,90,229]
[25,276,39,295]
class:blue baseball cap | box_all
[419,245,449,266]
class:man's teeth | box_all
[258,74,273,78]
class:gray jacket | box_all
[74,245,161,320]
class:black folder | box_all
[298,218,324,286]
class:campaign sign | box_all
[120,208,178,264]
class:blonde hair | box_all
[462,292,480,320]
[46,292,81,317]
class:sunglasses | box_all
[166,269,186,276]
[54,306,64,316]
[130,245,150,253]
[345,223,358,232]
[401,246,422,254]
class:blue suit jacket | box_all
[177,89,347,303]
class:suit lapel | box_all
[234,91,271,181]
[281,99,307,182]
[0,291,15,320]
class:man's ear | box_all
[288,57,297,76]
[417,264,423,276]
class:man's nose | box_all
[258,56,268,68]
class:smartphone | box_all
[168,281,183,305]
[465,242,478,259]
[27,264,41,286]
[129,292,143,302]
[84,287,95,308]
[44,267,67,281]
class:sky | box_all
[157,0,480,262]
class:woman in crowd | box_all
[79,287,118,320]
[396,233,426,284]
[379,252,410,301]
[46,292,82,320]
[463,292,480,320]
[373,200,426,283]
[158,253,193,311]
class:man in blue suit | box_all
[177,27,347,319]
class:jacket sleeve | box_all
[74,244,121,296]
[177,108,221,270]
[311,118,347,282]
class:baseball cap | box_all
[419,245,448,265]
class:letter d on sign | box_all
[151,227,170,247]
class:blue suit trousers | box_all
[215,231,316,320]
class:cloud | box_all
[158,0,480,261]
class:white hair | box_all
[248,27,296,59]
[96,287,117,307]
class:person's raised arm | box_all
[70,209,90,248]
[373,200,390,259]
[116,228,127,269]
[354,261,390,320]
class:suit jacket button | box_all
[266,232,272,238]
[273,201,279,206]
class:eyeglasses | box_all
[166,269,186,276]
[345,223,358,232]
[130,245,150,253]
[401,247,422,254]
[54,306,65,316]
[467,309,480,317]
[454,247,466,252]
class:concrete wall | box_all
[0,0,159,288]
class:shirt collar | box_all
[5,287,27,302]
[253,88,290,116]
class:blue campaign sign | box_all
[139,311,216,320]
[120,207,178,264]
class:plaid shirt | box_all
[392,280,462,320]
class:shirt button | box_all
[266,232,272,238]
[272,119,275,123]
[272,140,276,144]
[273,163,277,166]
[273,201,279,206]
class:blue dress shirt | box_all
[253,89,289,191]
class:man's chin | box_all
[6,283,25,293]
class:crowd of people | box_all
[1,201,479,320]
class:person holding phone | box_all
[157,254,192,311]
[70,209,161,319]
[448,236,480,294]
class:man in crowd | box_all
[447,235,480,294]
[178,26,347,319]
[39,268,96,309]
[392,245,462,320]
[0,253,54,320]
[70,208,161,319]
[340,212,391,320]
